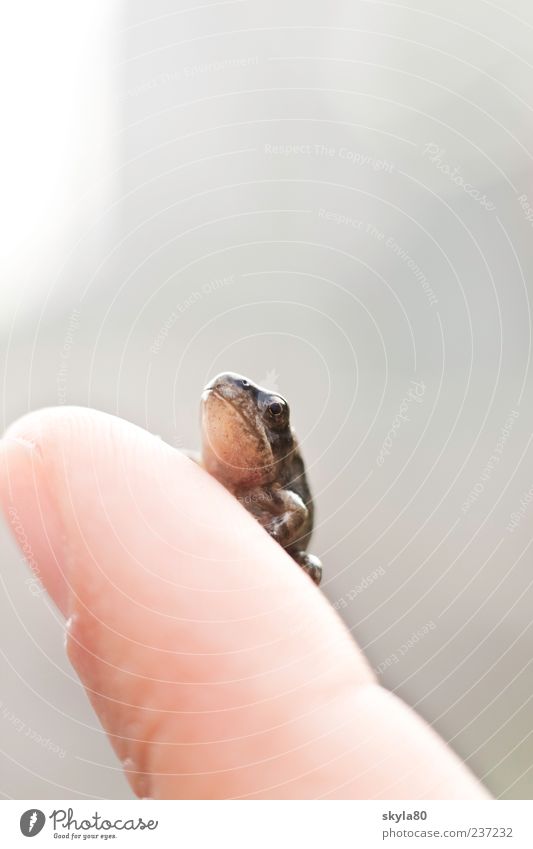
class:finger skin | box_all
[0,408,488,799]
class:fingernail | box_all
[0,435,70,616]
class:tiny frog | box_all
[198,372,322,585]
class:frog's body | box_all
[198,372,322,584]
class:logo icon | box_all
[20,809,46,837]
[258,369,280,393]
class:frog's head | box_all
[200,372,292,487]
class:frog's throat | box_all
[209,390,274,469]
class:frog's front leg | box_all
[243,486,309,548]
[235,486,322,584]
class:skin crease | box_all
[0,407,489,800]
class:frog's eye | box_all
[263,395,288,427]
[267,397,287,419]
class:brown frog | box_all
[198,372,322,585]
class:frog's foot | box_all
[290,550,322,586]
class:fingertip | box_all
[0,406,380,799]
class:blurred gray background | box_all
[1,0,533,799]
